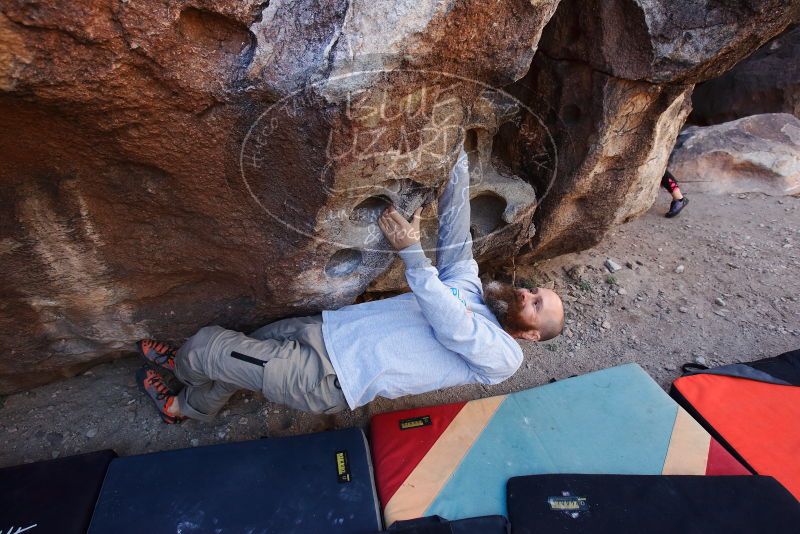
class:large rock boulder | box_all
[538,0,800,84]
[691,26,800,125]
[668,113,800,196]
[499,54,692,261]
[515,0,800,261]
[0,0,558,393]
[0,0,797,392]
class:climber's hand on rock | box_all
[378,205,423,250]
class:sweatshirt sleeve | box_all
[398,242,523,383]
[435,147,482,294]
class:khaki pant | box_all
[174,315,347,422]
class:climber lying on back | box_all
[135,145,564,423]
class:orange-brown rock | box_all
[669,113,800,196]
[0,0,798,392]
[516,0,799,261]
[0,0,558,392]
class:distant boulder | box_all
[668,114,800,196]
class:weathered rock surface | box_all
[540,0,800,84]
[691,26,800,125]
[514,0,799,261]
[0,0,557,393]
[506,53,693,260]
[0,0,797,392]
[668,114,800,196]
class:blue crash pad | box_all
[88,428,380,534]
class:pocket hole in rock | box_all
[325,248,363,277]
[350,195,392,226]
[470,194,507,236]
[491,120,542,191]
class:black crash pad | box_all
[507,474,800,534]
[384,514,509,533]
[0,449,116,534]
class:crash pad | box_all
[507,474,800,533]
[672,348,800,498]
[89,428,381,533]
[0,449,115,534]
[370,364,748,525]
[382,514,509,533]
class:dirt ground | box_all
[1,191,798,468]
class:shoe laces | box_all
[144,340,176,367]
[144,371,172,400]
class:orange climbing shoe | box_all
[137,339,177,372]
[136,367,184,424]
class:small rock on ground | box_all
[604,259,622,273]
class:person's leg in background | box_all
[662,170,689,218]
